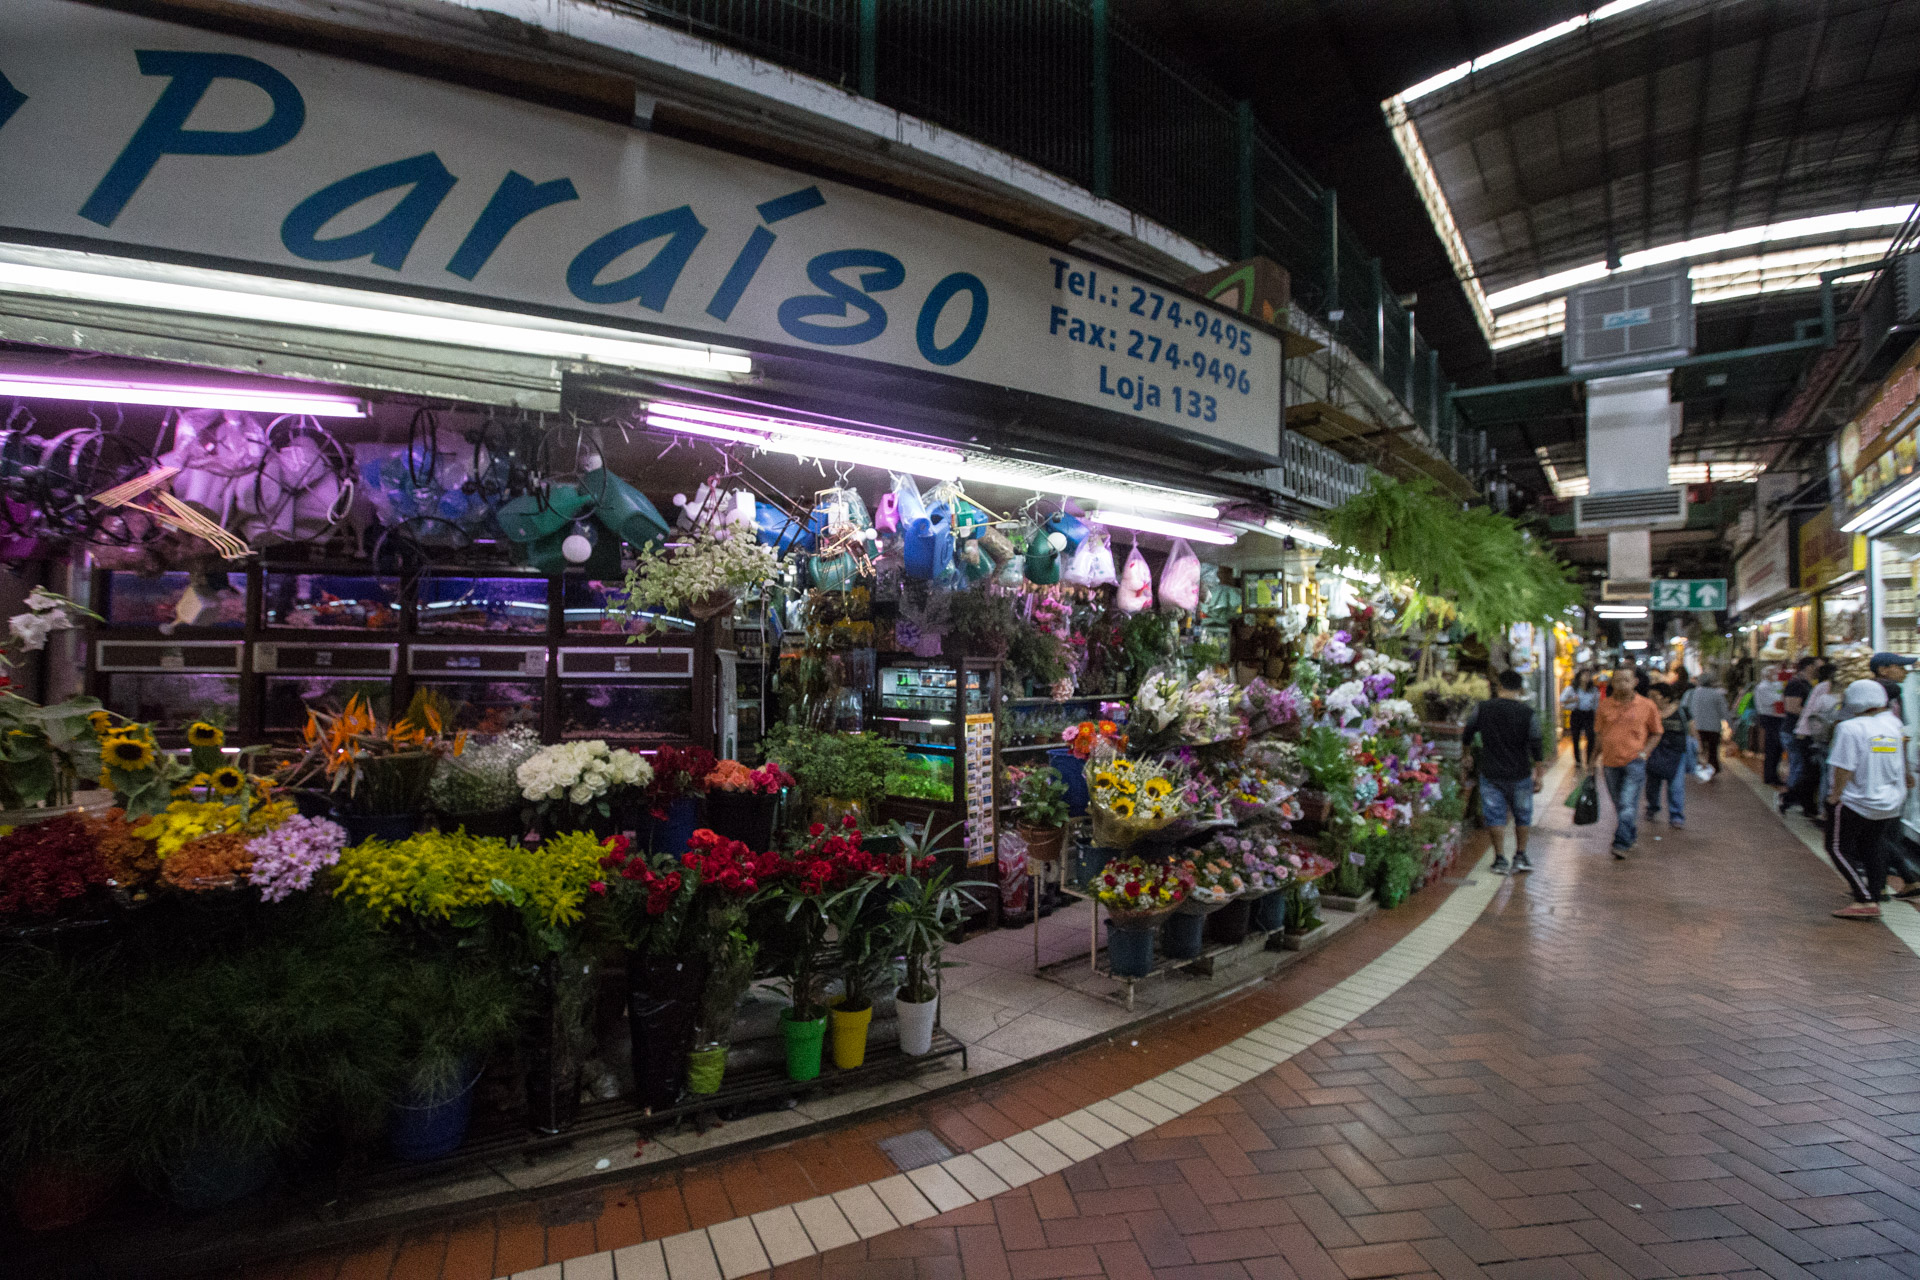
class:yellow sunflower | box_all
[1111,759,1136,775]
[1092,770,1120,791]
[103,735,156,771]
[186,722,224,748]
[87,710,113,734]
[209,766,247,796]
[1143,777,1172,800]
[1117,779,1138,794]
[1109,796,1136,818]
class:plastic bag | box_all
[1692,764,1715,784]
[1116,542,1153,613]
[1571,775,1599,825]
[893,473,928,528]
[1158,538,1201,612]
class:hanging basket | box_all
[686,590,738,621]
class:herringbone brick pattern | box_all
[787,771,1920,1279]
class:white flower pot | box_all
[895,989,938,1056]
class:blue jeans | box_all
[1759,715,1785,785]
[1604,760,1646,850]
[1784,736,1821,815]
[1645,764,1685,822]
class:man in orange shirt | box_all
[1595,663,1665,858]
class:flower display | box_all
[1202,832,1297,892]
[706,758,794,794]
[334,829,604,935]
[281,693,464,817]
[1182,854,1248,905]
[516,740,652,810]
[246,814,349,902]
[644,744,718,816]
[0,814,110,917]
[133,796,296,860]
[1059,718,1126,760]
[1134,666,1240,746]
[1236,677,1303,738]
[159,831,254,891]
[430,725,541,816]
[1094,856,1191,920]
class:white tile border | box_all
[497,754,1546,1279]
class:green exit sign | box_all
[1650,579,1727,611]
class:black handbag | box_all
[1646,742,1684,781]
[1572,775,1600,825]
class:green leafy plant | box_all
[0,695,104,811]
[947,587,1022,658]
[1323,476,1580,637]
[694,920,758,1046]
[1120,609,1181,688]
[886,819,986,1004]
[825,877,899,1015]
[1006,616,1069,688]
[1011,766,1069,829]
[1296,725,1357,794]
[763,723,906,805]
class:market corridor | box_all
[748,762,1920,1280]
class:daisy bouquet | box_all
[1087,749,1187,849]
[1094,855,1191,924]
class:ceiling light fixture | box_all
[0,243,753,377]
[1086,509,1239,546]
[0,372,366,417]
[1848,472,1920,533]
[1264,519,1335,548]
[1396,0,1666,105]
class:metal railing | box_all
[613,0,1476,480]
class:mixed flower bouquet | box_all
[1094,855,1191,924]
[1201,831,1317,894]
[643,744,718,817]
[1236,677,1304,739]
[1088,751,1187,848]
[705,759,794,795]
[1059,717,1126,760]
[1133,666,1240,749]
[1180,854,1248,909]
[516,739,653,823]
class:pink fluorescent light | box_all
[1088,509,1238,546]
[0,373,367,417]
[645,402,963,479]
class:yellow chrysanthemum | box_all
[103,736,155,770]
[209,766,246,796]
[186,722,224,748]
[1109,796,1136,818]
[1143,778,1172,799]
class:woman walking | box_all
[1562,669,1600,768]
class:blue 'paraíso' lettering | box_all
[81,50,305,227]
[566,205,708,310]
[446,172,579,281]
[705,185,826,322]
[0,71,26,134]
[778,249,904,346]
[916,272,988,366]
[281,152,457,270]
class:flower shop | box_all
[0,364,1585,1247]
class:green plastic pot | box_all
[686,1043,727,1095]
[780,1007,828,1081]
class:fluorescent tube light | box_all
[0,372,365,417]
[1265,519,1334,548]
[1623,640,1649,650]
[1087,509,1238,546]
[0,243,753,377]
[1846,472,1920,533]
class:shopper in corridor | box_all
[1463,668,1545,874]
[1825,679,1911,920]
[1596,663,1663,857]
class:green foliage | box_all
[1186,633,1229,673]
[763,723,906,804]
[825,876,899,1014]
[0,694,103,810]
[695,919,758,1045]
[1120,609,1181,688]
[1012,767,1069,829]
[1283,882,1322,933]
[1297,726,1357,794]
[1324,476,1580,638]
[1006,616,1069,688]
[888,819,986,1003]
[947,587,1022,657]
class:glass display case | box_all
[263,572,400,631]
[255,641,400,736]
[560,577,696,636]
[417,575,550,634]
[997,694,1129,756]
[408,646,547,735]
[556,647,696,744]
[1872,534,1920,655]
[94,639,245,737]
[873,659,1000,866]
[1819,583,1869,653]
[103,571,247,630]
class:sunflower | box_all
[87,710,113,734]
[1109,796,1136,818]
[209,766,247,796]
[186,722,224,748]
[1116,779,1138,794]
[103,736,156,770]
[1143,777,1172,800]
[1092,770,1120,791]
[1111,759,1136,775]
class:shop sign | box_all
[1797,507,1865,591]
[0,1,1284,458]
[1839,340,1920,516]
[1734,519,1792,615]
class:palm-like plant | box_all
[883,820,986,1004]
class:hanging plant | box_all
[1322,477,1578,637]
[614,527,778,623]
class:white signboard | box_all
[0,1,1282,457]
[1734,519,1792,616]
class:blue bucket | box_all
[388,1066,482,1162]
[1162,910,1207,959]
[1072,844,1117,888]
[1105,919,1156,978]
[643,796,701,856]
[1047,749,1088,816]
[1253,890,1287,933]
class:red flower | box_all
[589,881,607,895]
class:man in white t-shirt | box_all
[1826,679,1913,920]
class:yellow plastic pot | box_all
[829,999,873,1070]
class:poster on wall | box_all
[0,0,1285,460]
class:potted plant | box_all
[703,758,793,850]
[1280,878,1326,951]
[383,949,526,1161]
[752,816,883,1080]
[887,819,981,1055]
[614,524,779,625]
[515,738,653,838]
[763,724,905,827]
[1164,854,1243,959]
[1011,766,1069,863]
[279,692,463,844]
[1293,726,1356,829]
[1094,856,1191,978]
[429,726,541,838]
[641,745,718,855]
[824,872,897,1070]
[687,918,757,1094]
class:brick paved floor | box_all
[785,764,1920,1280]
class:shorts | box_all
[1479,775,1534,827]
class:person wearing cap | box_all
[1825,679,1913,920]
[1873,652,1916,717]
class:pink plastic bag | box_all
[1159,538,1201,613]
[1116,542,1153,613]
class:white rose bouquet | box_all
[518,739,654,826]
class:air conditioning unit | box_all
[1563,266,1694,374]
[1574,485,1688,531]
[1856,252,1920,383]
